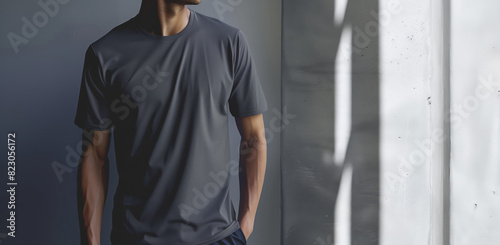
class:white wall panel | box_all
[451,1,500,244]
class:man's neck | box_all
[137,0,191,36]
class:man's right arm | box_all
[78,129,111,245]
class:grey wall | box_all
[279,0,500,244]
[279,0,447,244]
[0,1,280,244]
[281,0,380,244]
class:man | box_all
[74,1,268,244]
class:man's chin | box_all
[175,0,201,5]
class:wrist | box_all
[238,214,255,229]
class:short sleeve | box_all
[228,30,268,118]
[73,45,113,130]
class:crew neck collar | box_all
[130,8,195,40]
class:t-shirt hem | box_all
[74,118,113,130]
[196,220,240,245]
[232,106,268,118]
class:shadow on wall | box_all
[281,0,380,244]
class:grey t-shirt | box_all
[74,9,267,245]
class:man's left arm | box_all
[235,113,267,241]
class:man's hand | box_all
[239,214,254,241]
[235,113,267,241]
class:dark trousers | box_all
[110,228,247,245]
[209,228,247,245]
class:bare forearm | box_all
[238,136,267,231]
[81,147,108,245]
